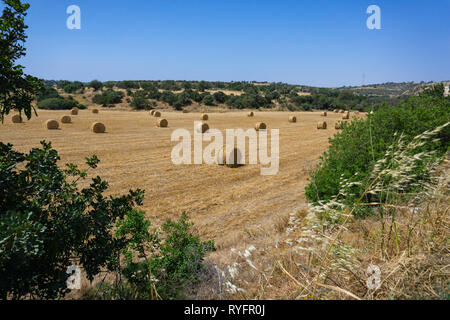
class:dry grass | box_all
[205,127,449,300]
[1,109,360,289]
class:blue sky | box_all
[10,0,450,87]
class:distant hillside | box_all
[336,81,450,97]
[39,80,449,113]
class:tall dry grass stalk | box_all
[213,123,449,300]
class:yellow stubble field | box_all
[0,109,353,260]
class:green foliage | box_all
[37,97,85,110]
[63,81,84,94]
[92,90,124,105]
[202,94,215,106]
[36,86,61,102]
[88,80,103,92]
[117,81,140,90]
[0,141,144,299]
[130,91,150,110]
[90,212,216,300]
[305,88,450,213]
[0,0,42,122]
[213,91,227,104]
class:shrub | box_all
[0,141,144,299]
[63,81,84,94]
[36,86,61,102]
[92,90,124,105]
[305,87,450,211]
[37,98,83,110]
[130,91,150,110]
[202,94,215,106]
[213,91,227,104]
[88,80,103,91]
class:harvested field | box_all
[0,110,362,260]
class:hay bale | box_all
[255,122,267,131]
[11,115,22,123]
[46,119,59,130]
[289,116,297,123]
[71,108,79,115]
[196,122,209,133]
[335,121,342,130]
[217,148,242,168]
[60,115,71,124]
[150,110,155,116]
[157,118,168,128]
[182,109,189,113]
[201,114,209,121]
[342,111,350,120]
[333,109,338,113]
[91,122,106,133]
[248,111,254,117]
[339,109,345,114]
[153,111,161,118]
[317,121,327,129]
[92,109,99,114]
[322,111,327,117]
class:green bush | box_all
[202,94,215,106]
[130,91,150,110]
[88,80,103,91]
[213,91,227,104]
[305,86,450,210]
[37,98,84,110]
[113,211,215,300]
[92,90,124,105]
[0,141,144,299]
[63,81,84,94]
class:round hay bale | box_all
[317,121,327,130]
[92,109,99,114]
[182,109,189,113]
[46,119,59,130]
[60,115,71,124]
[333,109,338,113]
[157,118,168,128]
[216,148,243,168]
[289,116,297,123]
[248,111,254,117]
[339,109,345,114]
[335,121,342,130]
[255,122,267,131]
[150,110,155,116]
[71,108,79,115]
[342,112,350,120]
[196,122,209,133]
[91,122,106,133]
[11,114,22,123]
[201,114,209,121]
[153,111,161,118]
[322,111,327,117]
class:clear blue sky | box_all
[10,0,450,87]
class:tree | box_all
[202,94,214,106]
[0,142,144,299]
[0,0,42,122]
[130,91,150,110]
[88,80,103,92]
[213,91,227,104]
